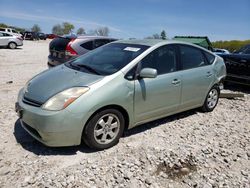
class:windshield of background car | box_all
[238,45,250,54]
[66,43,149,75]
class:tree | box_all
[52,24,63,35]
[62,22,74,34]
[160,30,167,40]
[95,27,109,36]
[77,27,85,35]
[153,33,160,39]
[31,24,41,33]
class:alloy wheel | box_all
[207,88,218,109]
[93,114,120,145]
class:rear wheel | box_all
[83,109,125,150]
[201,85,220,112]
[8,42,17,49]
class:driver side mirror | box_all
[139,68,157,79]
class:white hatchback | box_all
[0,32,23,49]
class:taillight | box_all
[66,39,78,56]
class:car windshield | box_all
[237,45,250,54]
[66,43,149,75]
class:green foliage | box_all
[62,22,75,34]
[212,40,250,52]
[160,30,167,40]
[31,24,41,33]
[52,22,75,35]
[52,24,63,35]
[77,27,85,35]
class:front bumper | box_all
[15,89,85,147]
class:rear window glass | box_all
[81,41,93,50]
[179,45,207,70]
[204,52,215,64]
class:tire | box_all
[83,109,125,150]
[8,42,17,49]
[201,85,220,112]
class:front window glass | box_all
[66,43,149,75]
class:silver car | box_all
[48,35,116,67]
[0,31,23,49]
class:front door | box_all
[134,45,181,123]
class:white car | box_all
[0,28,22,37]
[0,32,23,49]
[213,48,230,55]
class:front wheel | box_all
[201,86,220,112]
[82,109,125,150]
[8,42,17,49]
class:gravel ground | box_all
[0,40,249,188]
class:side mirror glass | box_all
[139,68,157,79]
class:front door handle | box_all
[172,79,181,85]
[206,71,213,77]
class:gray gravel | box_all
[0,41,250,187]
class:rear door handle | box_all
[172,79,181,85]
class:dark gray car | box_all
[48,35,117,67]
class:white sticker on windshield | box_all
[124,47,141,52]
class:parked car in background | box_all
[16,40,226,149]
[48,36,117,67]
[0,28,22,37]
[218,44,250,86]
[213,48,230,55]
[46,34,58,39]
[38,32,47,40]
[0,31,23,49]
[23,31,39,40]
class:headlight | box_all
[42,87,89,111]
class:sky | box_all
[0,0,249,41]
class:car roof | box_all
[113,39,205,47]
[76,35,116,40]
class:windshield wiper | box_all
[68,62,80,70]
[74,64,101,75]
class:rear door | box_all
[0,33,11,46]
[177,44,214,109]
[134,44,182,123]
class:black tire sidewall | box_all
[83,109,125,150]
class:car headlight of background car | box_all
[42,87,89,111]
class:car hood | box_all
[24,65,104,104]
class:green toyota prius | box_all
[16,39,226,149]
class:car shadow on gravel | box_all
[224,83,250,94]
[124,109,197,137]
[13,119,96,156]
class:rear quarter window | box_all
[204,52,215,64]
[81,41,93,50]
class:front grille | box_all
[22,96,43,107]
[22,121,42,139]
